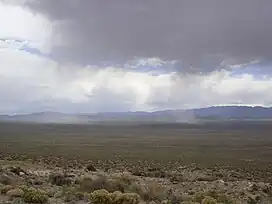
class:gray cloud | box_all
[2,0,272,114]
[1,0,272,72]
[12,0,271,71]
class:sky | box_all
[0,0,272,114]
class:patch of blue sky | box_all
[0,37,51,58]
[230,61,272,79]
[18,46,50,58]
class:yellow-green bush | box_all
[62,187,87,202]
[22,187,49,203]
[90,189,141,204]
[116,192,140,204]
[90,189,111,204]
[109,191,123,204]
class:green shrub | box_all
[216,193,233,203]
[131,168,144,177]
[116,172,135,186]
[90,189,140,204]
[247,195,261,204]
[22,188,48,204]
[49,173,71,186]
[0,174,15,185]
[201,196,217,204]
[109,191,123,204]
[79,176,127,193]
[193,192,205,203]
[170,175,184,183]
[90,189,111,204]
[86,163,97,171]
[115,192,140,204]
[1,185,13,194]
[62,187,87,202]
[128,182,167,202]
[168,192,192,204]
[6,188,24,198]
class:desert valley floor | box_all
[0,121,272,203]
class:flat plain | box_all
[0,121,272,203]
[0,121,272,165]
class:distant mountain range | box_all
[0,106,271,124]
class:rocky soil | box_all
[0,154,272,204]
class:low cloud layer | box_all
[1,44,272,114]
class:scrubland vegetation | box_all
[0,122,272,203]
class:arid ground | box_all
[0,121,272,203]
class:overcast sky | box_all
[0,0,272,114]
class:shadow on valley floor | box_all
[0,121,272,166]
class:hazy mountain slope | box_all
[192,106,272,119]
[0,106,271,124]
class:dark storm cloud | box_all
[21,0,272,71]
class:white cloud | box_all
[0,1,52,52]
[127,57,176,68]
[1,45,272,114]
